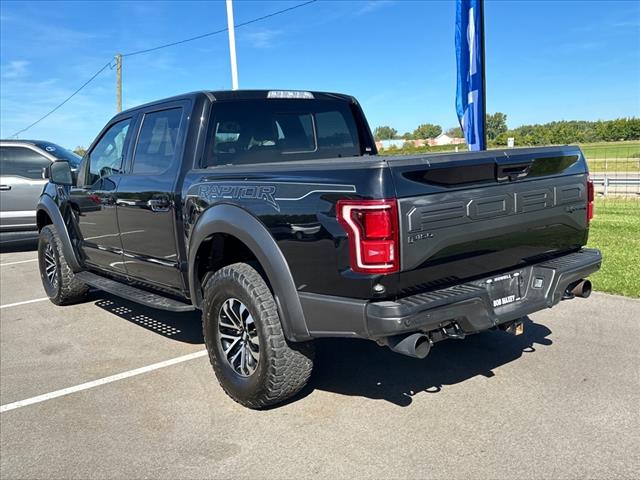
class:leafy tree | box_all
[446,127,463,138]
[373,126,397,140]
[413,123,442,139]
[486,112,508,141]
[73,146,87,157]
[402,132,414,140]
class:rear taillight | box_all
[336,199,399,274]
[587,176,594,225]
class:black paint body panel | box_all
[40,90,596,342]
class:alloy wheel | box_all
[217,298,260,377]
[43,242,58,289]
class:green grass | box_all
[587,199,640,297]
[579,140,640,158]
[579,141,640,172]
[586,159,639,172]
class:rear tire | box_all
[202,262,314,409]
[38,225,88,305]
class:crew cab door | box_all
[69,117,134,273]
[114,103,187,290]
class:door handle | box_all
[103,195,117,207]
[147,197,171,212]
[0,185,11,191]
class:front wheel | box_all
[202,262,314,409]
[38,225,89,305]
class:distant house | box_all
[376,139,405,150]
[429,133,465,146]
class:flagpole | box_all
[479,0,487,150]
[226,0,239,90]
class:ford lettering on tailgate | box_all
[405,181,585,234]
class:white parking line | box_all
[0,259,38,266]
[0,297,49,309]
[0,350,208,413]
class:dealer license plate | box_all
[486,272,523,308]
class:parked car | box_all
[0,140,81,235]
[36,90,601,408]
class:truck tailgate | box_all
[386,146,590,291]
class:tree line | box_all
[374,113,506,141]
[374,114,640,145]
[374,124,460,141]
[494,117,640,146]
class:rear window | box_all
[205,99,360,166]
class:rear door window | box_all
[0,146,50,179]
[206,99,360,167]
[132,107,183,175]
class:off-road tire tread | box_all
[202,262,314,409]
[40,225,88,305]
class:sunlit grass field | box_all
[579,141,640,158]
[587,199,640,298]
[580,141,640,172]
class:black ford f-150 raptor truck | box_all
[37,90,601,408]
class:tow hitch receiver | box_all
[500,319,524,336]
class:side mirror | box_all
[48,161,74,186]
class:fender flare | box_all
[188,204,311,342]
[37,195,83,273]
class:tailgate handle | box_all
[496,162,531,182]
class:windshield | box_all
[34,142,82,167]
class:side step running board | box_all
[75,271,195,312]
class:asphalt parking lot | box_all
[1,241,638,479]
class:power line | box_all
[8,0,319,138]
[10,61,113,138]
[122,0,318,57]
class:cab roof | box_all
[118,90,356,116]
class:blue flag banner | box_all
[456,0,486,151]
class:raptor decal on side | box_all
[198,184,278,209]
[188,182,356,211]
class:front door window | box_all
[87,118,131,185]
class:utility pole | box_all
[115,53,122,113]
[225,0,239,90]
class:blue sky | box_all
[1,0,639,148]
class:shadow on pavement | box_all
[91,293,552,407]
[0,236,38,253]
[305,317,552,406]
[93,292,204,344]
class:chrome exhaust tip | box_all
[385,332,432,359]
[564,279,592,299]
[571,279,592,298]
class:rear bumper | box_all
[300,248,602,340]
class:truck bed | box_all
[382,145,590,295]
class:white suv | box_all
[0,140,81,234]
